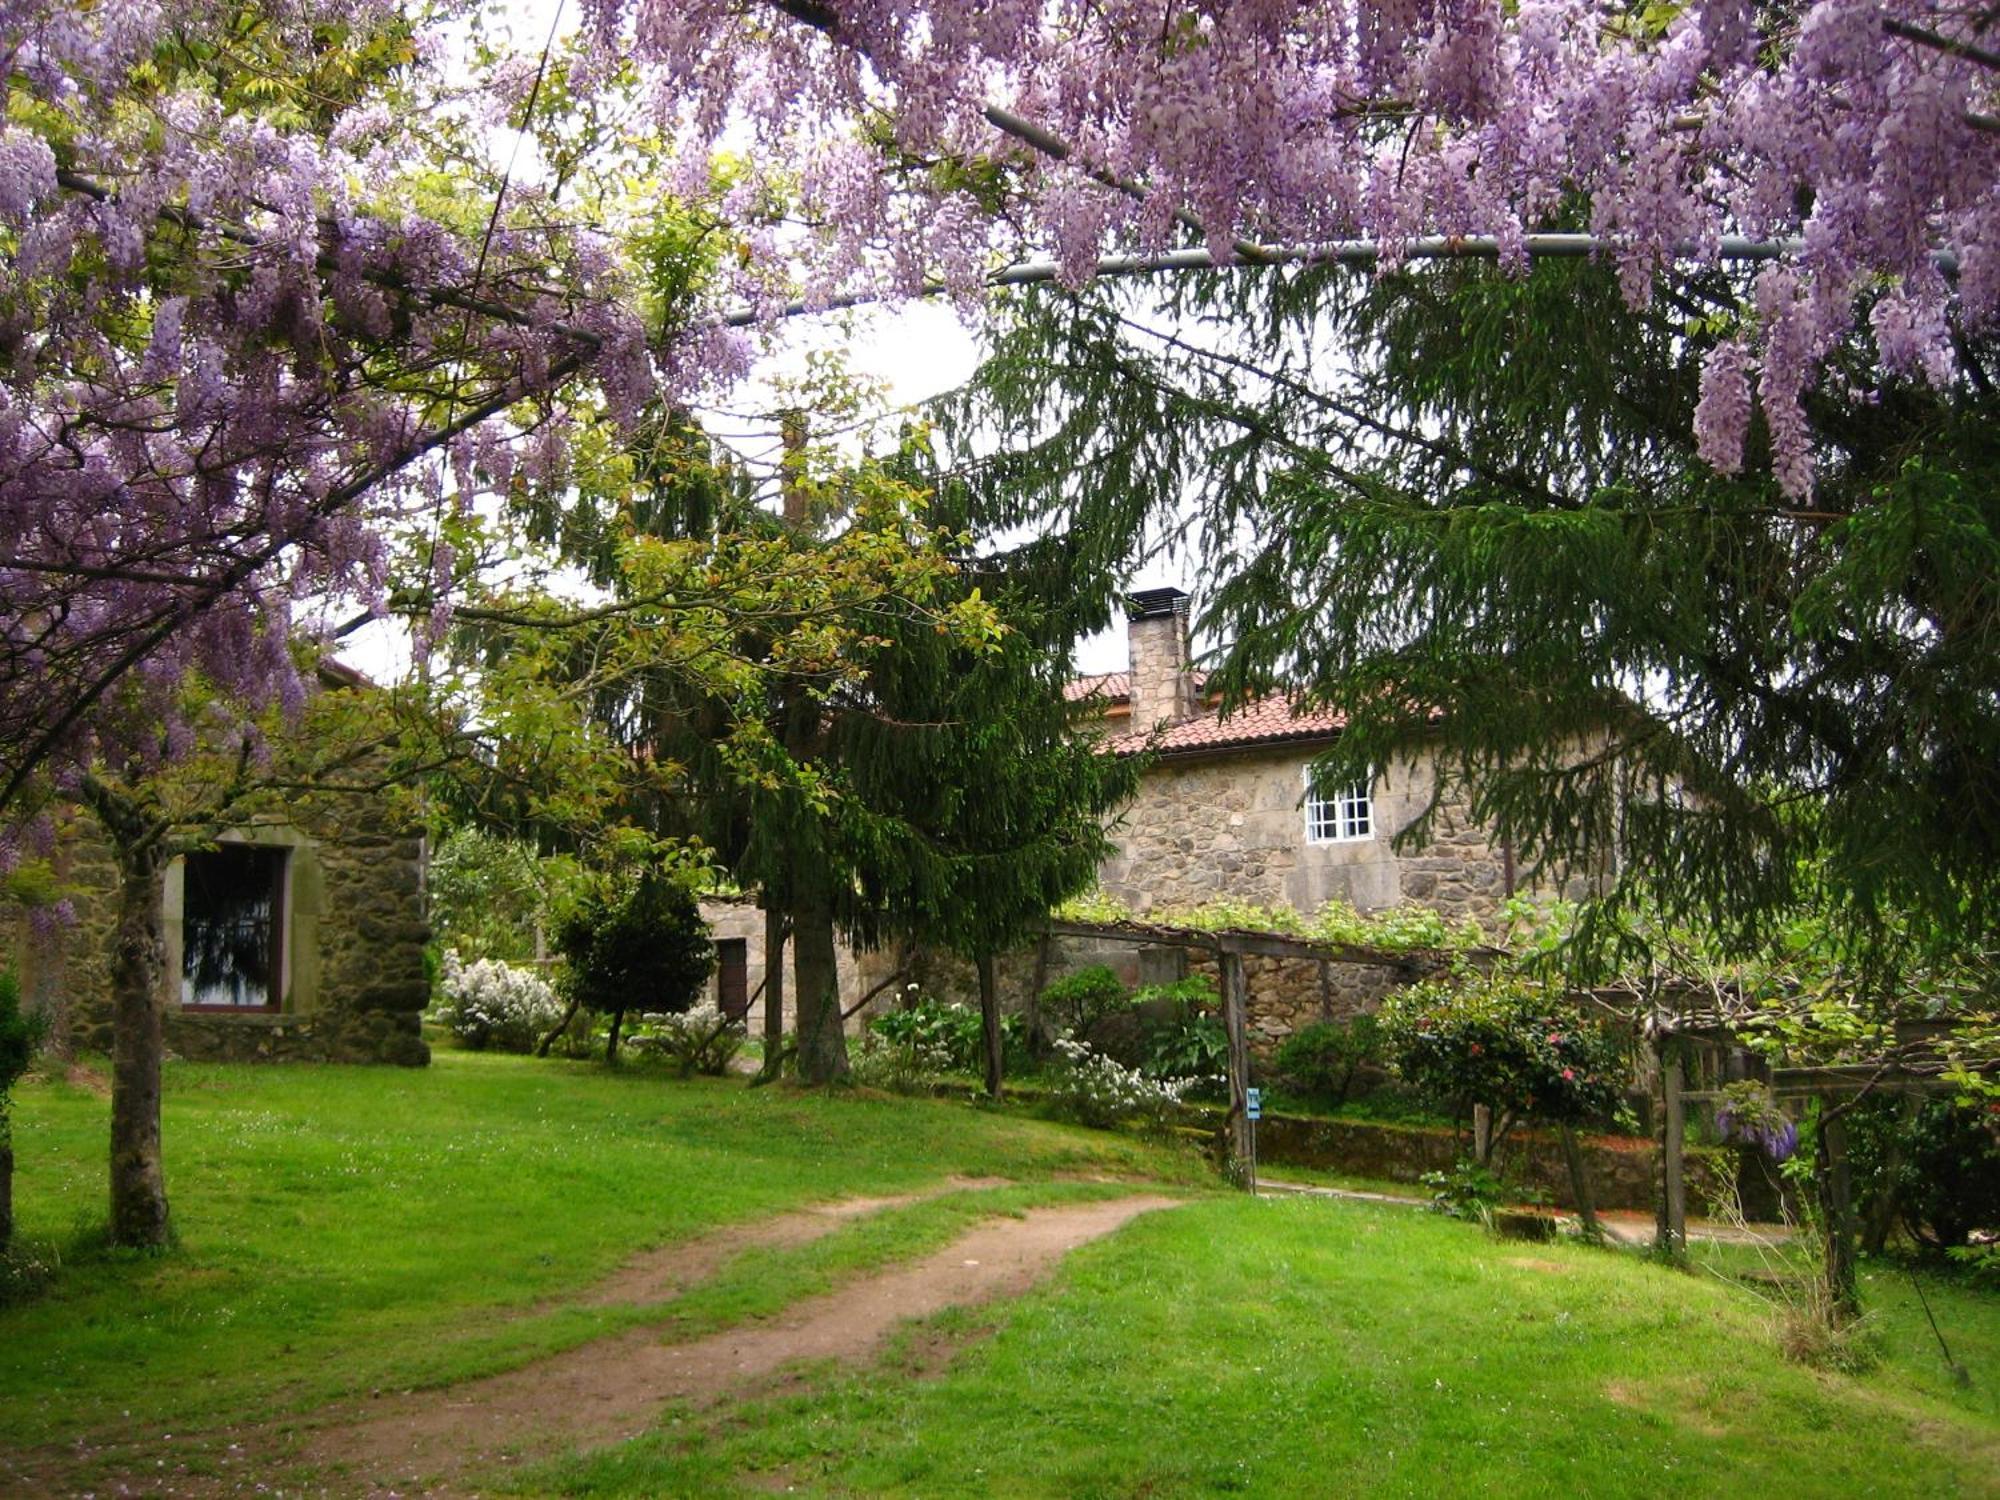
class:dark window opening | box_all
[716,938,750,1022]
[182,846,286,1010]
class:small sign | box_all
[1245,1087,1262,1121]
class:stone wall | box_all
[2,792,430,1067]
[1207,1108,1776,1218]
[1098,743,1516,925]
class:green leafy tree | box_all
[829,565,1140,1098]
[554,871,714,1063]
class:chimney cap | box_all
[1126,586,1190,621]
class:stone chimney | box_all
[1126,587,1198,732]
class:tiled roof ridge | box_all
[1104,688,1345,757]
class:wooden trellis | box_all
[1639,1005,1974,1305]
[1039,916,1459,1181]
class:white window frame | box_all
[1304,768,1374,844]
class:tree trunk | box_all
[1220,950,1253,1185]
[1560,1123,1603,1242]
[536,994,581,1057]
[1025,934,1050,1058]
[108,840,170,1249]
[790,890,849,1085]
[1,1134,13,1252]
[760,903,787,1080]
[977,952,1003,1100]
[1819,1108,1860,1319]
[605,1007,625,1064]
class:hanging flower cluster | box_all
[1715,1081,1801,1162]
[616,0,1997,499]
[0,0,653,808]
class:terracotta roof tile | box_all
[1064,671,1131,703]
[1107,692,1346,757]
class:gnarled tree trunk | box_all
[789,887,848,1085]
[108,838,170,1248]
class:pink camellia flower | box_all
[1561,1068,1575,1081]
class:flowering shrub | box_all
[1046,1037,1204,1132]
[631,1001,744,1078]
[850,1028,956,1096]
[870,991,983,1074]
[1379,969,1629,1159]
[435,951,565,1054]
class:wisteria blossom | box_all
[4,0,1997,812]
[622,0,1998,501]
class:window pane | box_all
[183,847,285,1008]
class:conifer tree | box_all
[933,263,2000,988]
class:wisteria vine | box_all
[3,0,1997,824]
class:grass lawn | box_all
[3,1051,1996,1497]
[534,1196,2000,1498]
[0,1049,1185,1450]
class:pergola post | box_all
[1658,1038,1688,1261]
[1220,947,1253,1185]
[1819,1107,1859,1317]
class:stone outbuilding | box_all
[3,666,431,1066]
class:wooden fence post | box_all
[1220,947,1253,1185]
[1660,1041,1688,1260]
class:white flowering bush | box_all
[1046,1036,1205,1133]
[435,950,565,1054]
[850,1028,957,1096]
[630,1001,745,1078]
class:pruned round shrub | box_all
[1037,965,1128,1033]
[555,872,714,1059]
[435,951,565,1053]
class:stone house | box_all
[713,587,1551,1048]
[2,664,432,1066]
[978,586,1553,1051]
[1085,587,1519,927]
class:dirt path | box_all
[306,1192,1179,1496]
[579,1176,1008,1307]
[0,1176,1030,1499]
